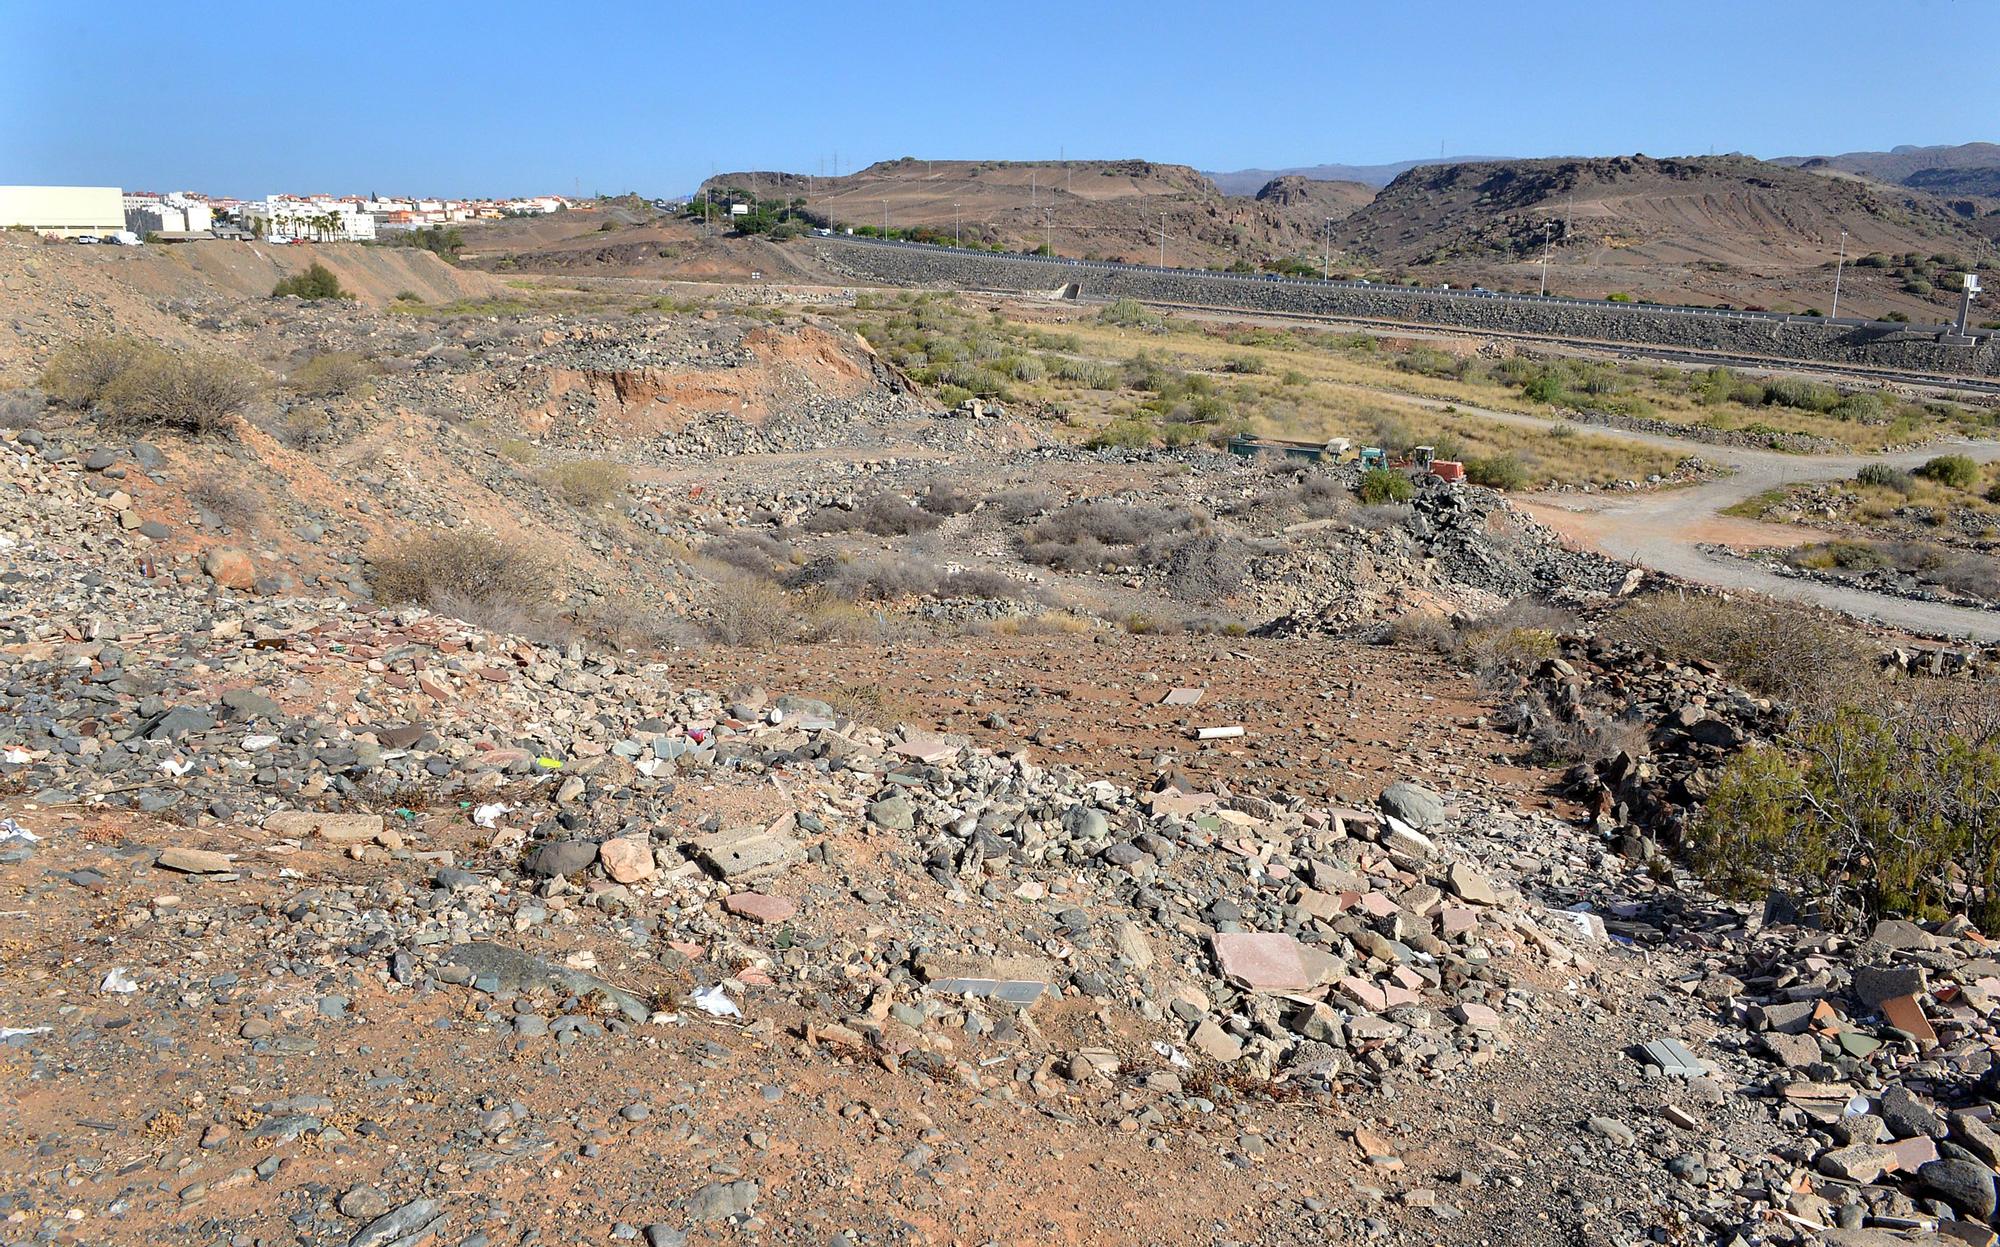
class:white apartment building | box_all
[244,197,376,241]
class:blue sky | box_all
[3,0,1994,198]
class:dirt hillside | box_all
[702,158,1374,267]
[1336,153,2000,315]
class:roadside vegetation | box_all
[835,292,1686,488]
[838,292,2000,469]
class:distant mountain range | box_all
[1770,142,2000,198]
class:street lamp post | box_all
[953,202,960,248]
[1540,220,1553,297]
[1323,217,1333,279]
[1830,230,1848,320]
[1043,208,1052,256]
[1158,212,1166,268]
[881,199,889,240]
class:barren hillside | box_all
[701,158,1372,268]
[1336,153,2000,316]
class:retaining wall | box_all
[812,238,2000,379]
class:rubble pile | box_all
[1710,912,2000,1241]
[1504,634,1784,855]
[1254,475,1633,634]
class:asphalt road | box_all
[1397,394,2000,640]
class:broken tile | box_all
[1212,932,1339,993]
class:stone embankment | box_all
[813,238,2000,379]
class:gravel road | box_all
[1399,394,2000,640]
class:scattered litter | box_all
[100,968,139,995]
[1161,687,1205,707]
[158,758,194,777]
[690,985,741,1018]
[534,756,564,770]
[0,819,39,843]
[1151,1040,1192,1068]
[241,735,279,752]
[3,747,32,764]
[0,1026,50,1041]
[472,802,512,829]
[1191,725,1244,741]
[634,759,670,778]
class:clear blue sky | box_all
[4,0,1994,198]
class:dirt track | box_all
[1406,394,2000,639]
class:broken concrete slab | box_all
[441,941,649,1022]
[723,892,797,925]
[693,817,804,881]
[1446,861,1498,905]
[1189,1019,1242,1061]
[1160,687,1205,707]
[915,953,1056,1006]
[1853,963,1927,1011]
[892,736,961,765]
[1212,932,1340,993]
[1636,1038,1707,1077]
[263,810,385,843]
[156,846,232,874]
[1378,814,1434,861]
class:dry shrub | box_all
[701,531,794,577]
[369,528,559,614]
[269,406,334,450]
[187,471,263,528]
[973,611,1095,637]
[785,552,940,601]
[986,485,1060,523]
[102,351,261,436]
[578,599,697,652]
[547,460,631,509]
[707,575,799,647]
[290,352,376,398]
[0,389,44,429]
[429,589,579,648]
[1019,500,1202,571]
[918,479,979,516]
[804,491,943,537]
[44,336,259,436]
[1608,591,1871,714]
[40,337,153,407]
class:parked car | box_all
[73,234,101,244]
[108,230,141,246]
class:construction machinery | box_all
[1359,446,1388,470]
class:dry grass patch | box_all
[546,460,631,509]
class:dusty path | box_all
[1389,392,2000,639]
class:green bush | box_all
[272,262,350,300]
[1097,299,1159,329]
[1695,708,2000,929]
[1855,463,1915,493]
[1917,454,1979,489]
[1356,468,1415,505]
[1465,453,1529,491]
